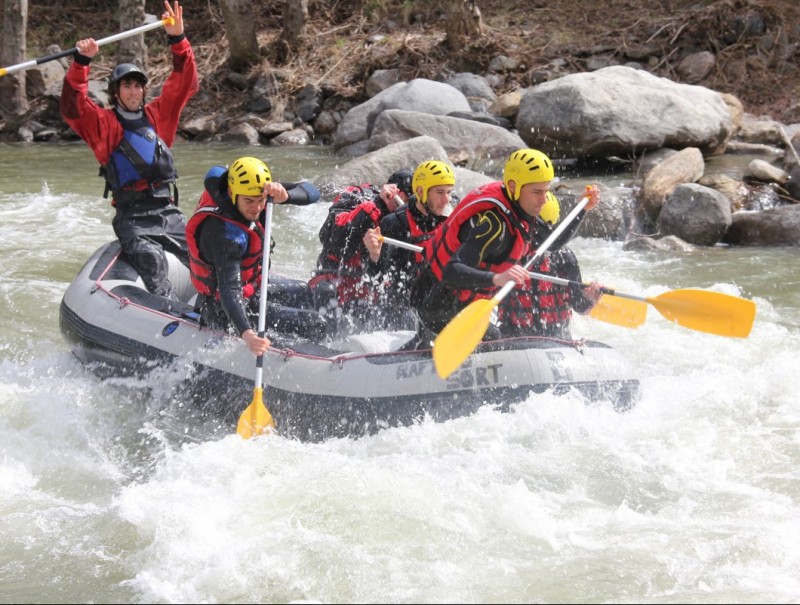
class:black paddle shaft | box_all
[35,48,79,65]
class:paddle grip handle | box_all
[528,271,584,289]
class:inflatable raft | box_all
[60,241,641,441]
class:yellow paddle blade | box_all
[236,387,275,439]
[433,298,498,379]
[589,294,648,328]
[648,289,756,338]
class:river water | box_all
[1,141,798,604]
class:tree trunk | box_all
[219,0,260,72]
[0,0,29,117]
[279,0,309,57]
[445,0,484,52]
[117,0,147,69]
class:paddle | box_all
[378,234,422,252]
[236,198,276,439]
[529,270,755,337]
[527,271,649,328]
[379,232,645,329]
[433,195,591,379]
[0,18,173,77]
[381,209,755,339]
[379,233,644,328]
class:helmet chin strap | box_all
[506,181,518,202]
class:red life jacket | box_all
[425,181,531,303]
[186,190,264,299]
[497,254,573,332]
[399,205,430,265]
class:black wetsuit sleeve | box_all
[282,181,321,206]
[197,219,252,335]
[441,209,510,290]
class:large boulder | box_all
[332,82,406,151]
[367,109,527,168]
[516,66,733,159]
[371,78,472,124]
[314,135,494,205]
[314,135,450,200]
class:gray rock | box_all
[657,183,732,246]
[270,128,311,146]
[638,147,705,228]
[219,122,260,145]
[517,66,733,159]
[366,69,403,98]
[723,205,800,246]
[676,51,716,84]
[367,109,524,167]
[315,135,450,196]
[745,159,789,184]
[446,73,496,102]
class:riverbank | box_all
[6,0,799,144]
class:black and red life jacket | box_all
[424,181,531,304]
[497,254,573,332]
[395,204,433,265]
[317,183,384,276]
[186,190,264,300]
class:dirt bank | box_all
[23,0,800,126]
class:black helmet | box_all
[111,63,148,86]
[387,169,413,198]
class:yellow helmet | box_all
[503,148,554,202]
[412,160,455,204]
[228,157,271,202]
[540,191,561,225]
